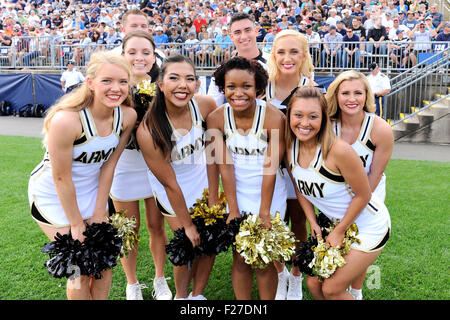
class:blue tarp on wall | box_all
[0,73,335,114]
[0,73,34,111]
[34,74,65,109]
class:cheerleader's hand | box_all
[325,228,345,249]
[310,222,322,240]
[259,212,272,230]
[185,224,201,248]
[70,221,86,243]
[88,210,109,225]
[226,210,241,224]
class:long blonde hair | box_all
[325,70,376,121]
[285,86,336,159]
[268,29,314,82]
[42,51,132,146]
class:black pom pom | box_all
[41,223,122,279]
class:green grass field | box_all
[0,135,448,300]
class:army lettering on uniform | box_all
[74,147,116,164]
[360,154,369,168]
[296,180,325,198]
[228,146,267,156]
[172,136,205,161]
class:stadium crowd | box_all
[0,0,448,69]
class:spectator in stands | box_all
[397,11,406,24]
[60,59,85,93]
[73,30,91,65]
[425,4,444,32]
[196,30,214,65]
[166,26,183,56]
[153,25,168,50]
[340,9,353,29]
[389,29,412,69]
[367,17,387,58]
[52,11,63,29]
[403,11,418,30]
[0,28,11,47]
[321,25,343,70]
[213,26,232,63]
[363,9,377,31]
[278,14,291,30]
[0,29,12,66]
[397,0,409,15]
[367,62,391,117]
[263,26,277,54]
[255,22,267,42]
[388,17,410,40]
[184,31,200,62]
[326,8,341,27]
[424,16,437,35]
[193,14,208,35]
[304,24,320,66]
[40,12,52,29]
[381,11,394,30]
[434,22,450,52]
[384,1,399,19]
[99,9,113,28]
[409,21,435,66]
[342,28,361,69]
[105,27,122,50]
[335,20,346,36]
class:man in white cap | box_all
[367,62,391,117]
[60,60,85,93]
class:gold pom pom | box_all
[137,79,156,97]
[109,210,140,258]
[234,212,297,269]
[190,189,227,226]
[309,219,361,281]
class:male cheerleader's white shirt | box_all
[147,99,208,216]
[224,100,287,218]
[333,112,386,202]
[28,106,123,227]
[289,139,391,252]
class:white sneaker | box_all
[126,281,146,300]
[189,292,208,300]
[152,277,173,300]
[349,287,363,300]
[275,266,290,300]
[286,274,303,300]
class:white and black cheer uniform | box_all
[266,76,311,200]
[110,85,155,202]
[147,99,208,216]
[28,106,123,227]
[333,112,386,202]
[289,139,391,252]
[224,100,287,218]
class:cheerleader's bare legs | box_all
[306,248,382,300]
[38,222,111,300]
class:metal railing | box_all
[384,46,449,124]
[1,36,448,75]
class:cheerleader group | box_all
[28,24,393,301]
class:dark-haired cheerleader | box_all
[137,54,217,300]
[207,56,287,300]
